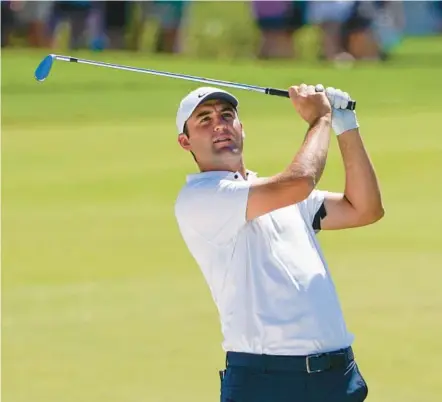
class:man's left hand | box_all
[325,87,359,136]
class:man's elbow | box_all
[295,176,316,202]
[370,205,385,223]
[360,204,385,225]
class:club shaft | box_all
[45,54,356,110]
[53,55,268,94]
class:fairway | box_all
[2,40,442,402]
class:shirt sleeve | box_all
[175,178,251,245]
[298,189,328,232]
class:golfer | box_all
[174,83,384,402]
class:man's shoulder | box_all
[174,176,221,217]
[176,176,220,200]
[174,171,252,222]
[175,171,249,202]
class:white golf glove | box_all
[325,87,359,135]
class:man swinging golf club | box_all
[174,83,384,402]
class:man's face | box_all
[178,99,244,168]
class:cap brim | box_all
[195,91,238,110]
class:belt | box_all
[226,347,354,374]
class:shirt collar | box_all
[186,169,257,183]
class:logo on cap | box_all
[198,93,207,98]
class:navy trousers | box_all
[219,347,368,402]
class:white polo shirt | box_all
[174,170,354,356]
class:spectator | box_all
[48,1,93,50]
[340,1,386,60]
[250,1,308,59]
[308,1,355,61]
[130,1,189,53]
[19,1,53,47]
[433,1,442,32]
[371,1,405,59]
[1,0,14,47]
[102,1,131,50]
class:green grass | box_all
[2,36,442,402]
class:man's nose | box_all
[214,116,228,131]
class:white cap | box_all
[176,86,239,134]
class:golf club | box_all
[34,54,357,110]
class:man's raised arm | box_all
[246,84,333,221]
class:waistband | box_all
[226,347,354,374]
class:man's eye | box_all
[201,116,210,123]
[222,113,233,119]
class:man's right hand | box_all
[288,84,331,126]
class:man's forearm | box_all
[338,128,384,218]
[246,113,332,220]
[284,114,332,186]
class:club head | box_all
[34,54,55,82]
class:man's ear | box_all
[178,133,191,151]
[241,123,246,139]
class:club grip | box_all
[266,88,290,98]
[265,87,356,111]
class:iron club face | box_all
[34,54,55,82]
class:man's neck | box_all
[199,160,247,179]
[236,164,247,179]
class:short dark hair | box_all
[182,122,197,162]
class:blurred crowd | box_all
[2,1,442,61]
[252,0,407,61]
[1,0,189,52]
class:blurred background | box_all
[2,0,442,60]
[2,2,442,402]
